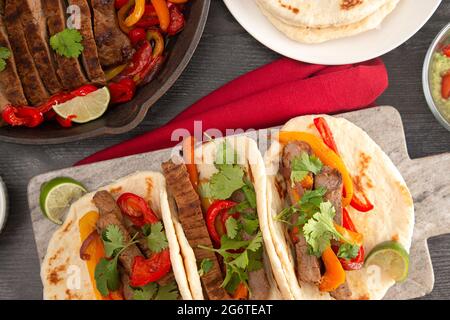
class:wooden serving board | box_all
[27,106,450,300]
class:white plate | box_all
[0,176,7,233]
[223,0,442,65]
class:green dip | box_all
[430,52,450,121]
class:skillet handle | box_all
[403,153,450,240]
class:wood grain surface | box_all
[0,0,449,300]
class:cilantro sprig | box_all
[50,29,84,58]
[0,47,11,72]
[290,153,323,187]
[94,225,138,296]
[198,258,213,277]
[142,222,169,253]
[132,281,179,300]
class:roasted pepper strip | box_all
[79,211,105,300]
[2,105,44,128]
[151,0,170,31]
[278,131,354,207]
[146,29,165,58]
[182,136,199,189]
[319,246,346,292]
[118,0,134,34]
[334,223,363,246]
[124,0,146,27]
[130,250,172,287]
[339,208,365,270]
[108,78,136,104]
[350,191,374,212]
[105,64,127,82]
[206,200,237,245]
[233,282,249,300]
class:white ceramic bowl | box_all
[0,176,7,233]
[423,23,450,132]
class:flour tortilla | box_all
[257,0,399,43]
[264,115,414,300]
[41,172,195,300]
[256,0,392,28]
[172,135,284,300]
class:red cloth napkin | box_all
[77,57,387,165]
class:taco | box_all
[162,136,283,300]
[41,172,194,300]
[264,115,414,300]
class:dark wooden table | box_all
[0,1,449,300]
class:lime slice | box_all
[40,177,87,225]
[53,87,110,123]
[365,241,410,282]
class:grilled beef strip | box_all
[120,268,134,300]
[162,160,231,300]
[93,190,144,275]
[89,0,132,67]
[67,0,106,85]
[281,142,322,285]
[248,269,271,300]
[314,166,353,300]
[20,0,62,95]
[0,15,27,120]
[4,0,49,105]
[43,0,88,90]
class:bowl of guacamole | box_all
[424,23,450,131]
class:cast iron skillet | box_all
[0,0,210,145]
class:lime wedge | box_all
[39,177,87,225]
[365,241,410,282]
[53,87,110,123]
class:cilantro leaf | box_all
[208,165,245,200]
[246,232,263,252]
[248,247,264,272]
[155,281,179,300]
[242,217,259,235]
[50,29,84,58]
[132,283,158,300]
[302,202,340,256]
[242,181,257,209]
[94,257,120,296]
[0,47,11,72]
[337,243,360,260]
[198,258,213,277]
[225,217,239,239]
[102,225,125,258]
[290,153,323,187]
[145,222,169,253]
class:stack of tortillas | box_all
[256,0,400,43]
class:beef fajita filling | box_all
[83,190,179,300]
[162,139,271,300]
[276,139,364,300]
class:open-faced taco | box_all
[264,115,414,300]
[41,172,193,300]
[162,136,282,300]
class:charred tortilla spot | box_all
[277,0,300,14]
[353,151,373,192]
[341,0,364,10]
[62,220,73,233]
[48,264,67,284]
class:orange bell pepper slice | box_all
[233,283,249,300]
[151,0,170,31]
[182,136,199,189]
[118,0,134,34]
[319,246,346,292]
[334,224,363,246]
[79,211,107,300]
[278,131,354,207]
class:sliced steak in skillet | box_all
[20,0,62,95]
[43,0,88,90]
[281,142,322,285]
[3,0,49,105]
[314,166,353,300]
[89,0,133,67]
[67,0,106,85]
[93,190,144,275]
[0,15,27,117]
[162,160,231,300]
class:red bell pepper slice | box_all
[313,117,339,154]
[70,84,98,97]
[128,28,147,46]
[350,192,374,213]
[119,40,153,80]
[442,44,450,58]
[56,115,77,128]
[115,0,129,10]
[130,249,172,287]
[135,5,160,28]
[108,78,136,104]
[167,3,185,36]
[338,209,365,270]
[117,193,159,227]
[1,105,44,128]
[206,200,237,245]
